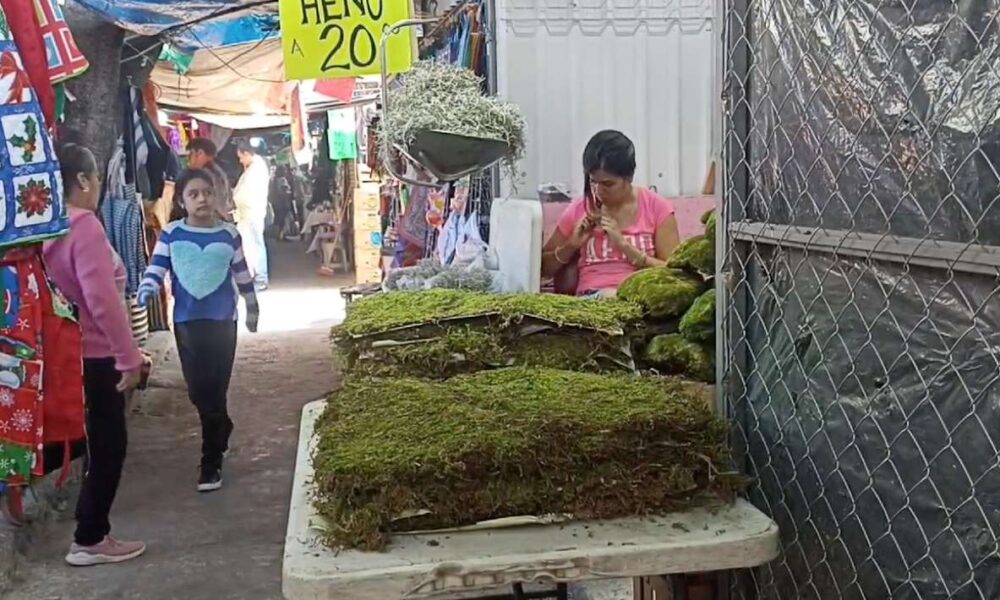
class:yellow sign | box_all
[280,0,414,80]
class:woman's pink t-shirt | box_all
[556,188,674,294]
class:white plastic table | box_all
[284,401,779,600]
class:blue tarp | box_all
[76,0,279,50]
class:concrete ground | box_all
[7,240,348,600]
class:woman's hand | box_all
[598,216,628,250]
[566,215,597,249]
[117,367,143,393]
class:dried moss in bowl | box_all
[311,367,741,550]
[381,61,526,179]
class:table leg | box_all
[671,575,688,600]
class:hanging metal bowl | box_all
[395,129,510,183]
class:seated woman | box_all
[542,130,680,296]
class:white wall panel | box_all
[496,0,715,198]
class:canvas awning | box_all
[151,40,287,115]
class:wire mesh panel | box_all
[719,1,1000,598]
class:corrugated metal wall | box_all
[496,0,716,197]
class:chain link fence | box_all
[719,1,1000,598]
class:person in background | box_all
[269,165,295,241]
[137,169,259,493]
[541,130,681,297]
[43,143,146,567]
[186,138,234,222]
[233,141,271,290]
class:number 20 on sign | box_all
[280,0,414,80]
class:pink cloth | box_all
[671,196,717,240]
[557,188,675,294]
[43,207,143,371]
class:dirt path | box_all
[8,242,346,600]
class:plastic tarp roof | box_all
[76,0,279,50]
[151,39,287,115]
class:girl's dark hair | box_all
[171,168,215,220]
[56,143,97,192]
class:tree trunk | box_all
[62,2,125,174]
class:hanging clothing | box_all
[0,5,68,249]
[141,82,165,139]
[0,247,85,484]
[100,195,146,297]
[101,142,148,297]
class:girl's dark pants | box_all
[174,320,237,470]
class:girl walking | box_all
[137,169,259,492]
[43,143,146,566]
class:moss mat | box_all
[312,367,741,550]
[336,289,642,337]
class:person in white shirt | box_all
[233,142,271,290]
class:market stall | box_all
[273,2,778,598]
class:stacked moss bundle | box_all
[312,368,742,550]
[620,210,719,381]
[333,289,643,378]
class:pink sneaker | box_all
[65,536,146,567]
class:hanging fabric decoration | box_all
[32,0,89,84]
[0,246,84,484]
[0,0,55,129]
[0,5,68,249]
[315,78,356,103]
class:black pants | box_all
[74,358,128,546]
[175,320,237,470]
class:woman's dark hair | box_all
[582,130,636,204]
[56,143,98,192]
[171,168,215,220]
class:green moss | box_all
[667,235,715,276]
[506,334,597,370]
[336,289,642,337]
[644,334,715,382]
[703,210,717,240]
[341,328,507,379]
[339,328,632,379]
[617,268,703,320]
[312,368,738,550]
[679,290,716,344]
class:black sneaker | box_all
[197,466,223,493]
